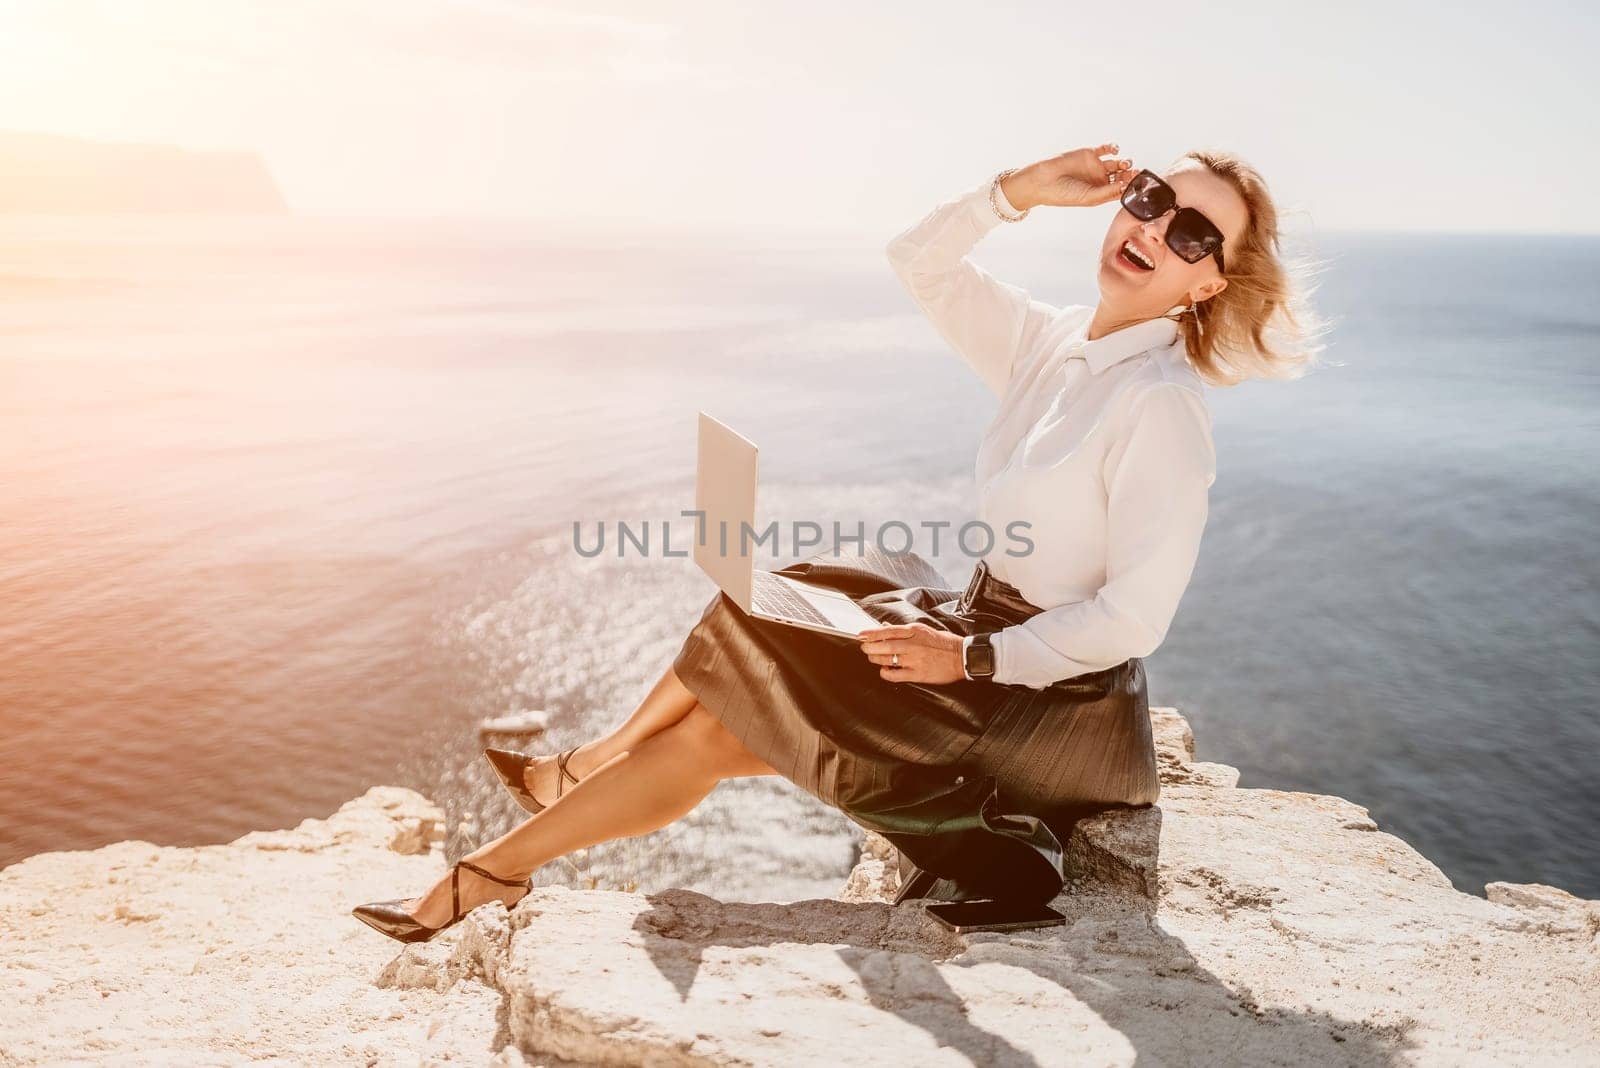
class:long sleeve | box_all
[885,177,1062,396]
[989,382,1217,689]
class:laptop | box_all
[693,412,881,639]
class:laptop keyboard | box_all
[750,571,833,628]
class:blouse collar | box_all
[1073,306,1184,375]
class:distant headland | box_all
[0,130,287,214]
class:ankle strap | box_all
[556,747,582,795]
[458,859,528,888]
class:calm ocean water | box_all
[1,217,1596,902]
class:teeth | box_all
[1122,240,1154,269]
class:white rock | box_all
[478,709,552,738]
[1,710,1594,1066]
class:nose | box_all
[1140,209,1174,241]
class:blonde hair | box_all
[1161,150,1333,387]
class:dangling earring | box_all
[1190,301,1205,339]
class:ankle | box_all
[567,740,604,779]
[463,851,527,885]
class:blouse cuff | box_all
[989,622,1095,690]
[990,626,1021,687]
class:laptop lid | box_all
[693,412,759,612]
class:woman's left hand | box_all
[858,622,967,684]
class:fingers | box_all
[1090,143,1131,170]
[861,635,915,663]
[1042,143,1134,208]
[877,662,958,684]
[858,626,935,664]
[861,635,961,682]
[858,622,962,684]
[856,623,920,641]
[860,626,922,671]
[876,658,932,681]
[856,624,928,650]
[1099,150,1134,186]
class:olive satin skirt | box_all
[671,546,1160,905]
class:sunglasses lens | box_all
[1168,210,1224,265]
[1121,172,1172,220]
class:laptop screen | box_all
[693,412,760,612]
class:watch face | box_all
[966,636,995,678]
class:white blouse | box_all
[885,176,1218,689]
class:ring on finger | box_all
[891,653,900,667]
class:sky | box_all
[0,0,1595,236]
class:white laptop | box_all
[693,412,880,639]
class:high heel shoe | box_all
[351,858,532,944]
[483,745,584,815]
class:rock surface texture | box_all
[2,709,1596,1066]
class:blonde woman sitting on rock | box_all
[353,141,1323,942]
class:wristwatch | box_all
[962,633,996,681]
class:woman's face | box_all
[1097,164,1250,315]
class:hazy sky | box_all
[0,0,1594,235]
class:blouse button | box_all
[954,775,966,784]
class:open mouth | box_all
[1118,239,1156,272]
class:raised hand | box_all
[1001,143,1136,212]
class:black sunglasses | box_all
[1119,170,1227,273]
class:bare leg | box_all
[522,667,701,799]
[406,702,777,927]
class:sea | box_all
[2,214,1596,903]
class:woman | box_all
[353,142,1323,942]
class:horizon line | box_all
[1,210,1595,242]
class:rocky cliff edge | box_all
[2,707,1595,1066]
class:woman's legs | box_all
[404,701,778,928]
[523,666,701,796]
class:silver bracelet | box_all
[989,168,1030,223]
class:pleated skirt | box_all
[671,545,1161,905]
